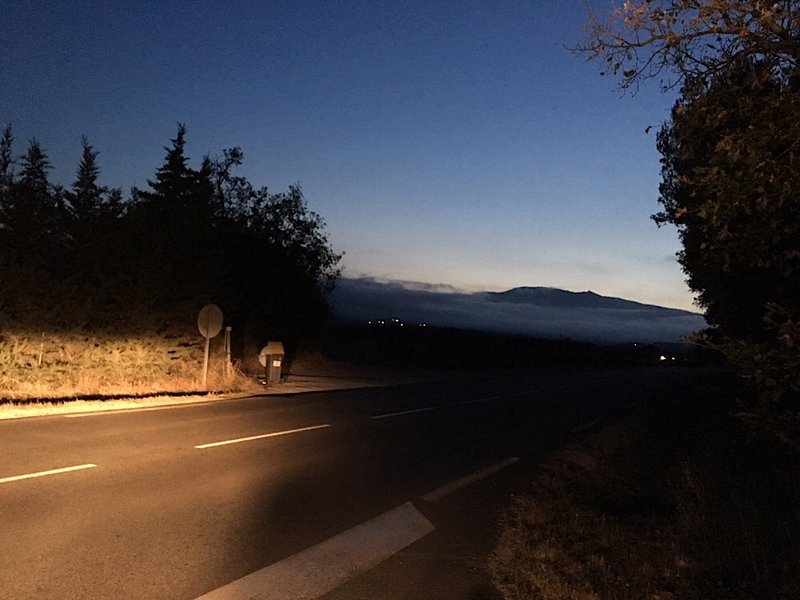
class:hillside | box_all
[329,278,706,344]
[487,287,686,313]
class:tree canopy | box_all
[578,1,800,438]
[655,60,800,428]
[0,124,342,392]
[578,0,800,92]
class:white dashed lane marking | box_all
[370,406,439,420]
[0,463,97,484]
[459,396,499,405]
[195,424,330,449]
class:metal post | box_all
[202,336,211,389]
[224,326,232,376]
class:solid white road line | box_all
[421,457,520,502]
[195,502,435,600]
[63,404,196,417]
[195,424,330,449]
[459,396,499,405]
[0,463,97,484]
[370,406,439,420]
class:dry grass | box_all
[0,392,250,419]
[490,385,800,600]
[0,367,259,400]
[0,328,259,401]
[0,328,263,420]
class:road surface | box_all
[0,367,694,599]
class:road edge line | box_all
[421,457,520,502]
[194,502,435,600]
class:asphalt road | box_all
[0,366,695,599]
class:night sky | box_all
[2,1,694,311]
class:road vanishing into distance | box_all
[0,367,703,599]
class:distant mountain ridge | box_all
[486,287,686,313]
[329,277,706,344]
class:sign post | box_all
[197,304,224,389]
[224,326,232,377]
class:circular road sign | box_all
[197,304,224,339]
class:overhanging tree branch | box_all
[575,0,800,92]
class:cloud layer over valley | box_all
[329,278,706,344]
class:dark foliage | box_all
[0,124,341,376]
[654,60,800,440]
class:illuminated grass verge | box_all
[0,393,245,419]
[0,328,258,401]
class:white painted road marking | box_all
[0,463,97,484]
[195,502,435,600]
[421,457,520,502]
[460,396,499,405]
[63,404,198,417]
[370,406,439,420]
[195,424,330,449]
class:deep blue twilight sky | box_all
[2,1,695,311]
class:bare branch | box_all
[573,0,800,91]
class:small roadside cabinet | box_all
[258,341,285,386]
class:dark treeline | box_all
[0,123,341,388]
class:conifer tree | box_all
[71,136,102,221]
[139,124,191,204]
[0,126,14,242]
[134,124,215,234]
[7,140,66,259]
[19,139,50,193]
[0,125,12,197]
[0,126,15,318]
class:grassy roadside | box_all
[0,353,437,419]
[490,373,800,600]
[0,367,263,419]
[0,392,252,419]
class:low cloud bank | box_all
[329,278,707,344]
